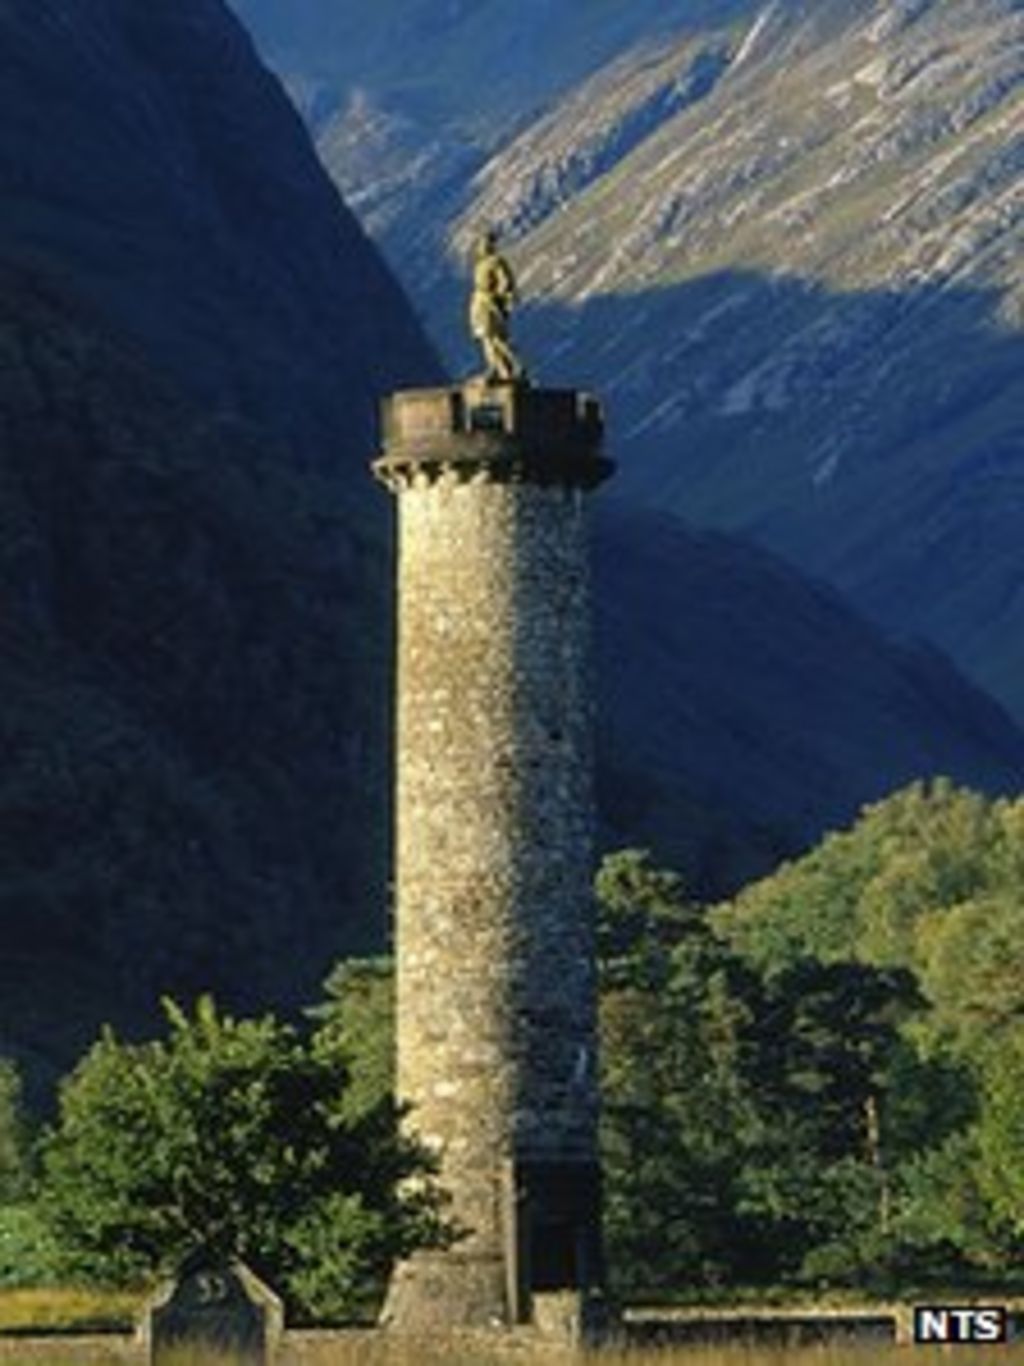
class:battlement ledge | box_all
[372,381,614,491]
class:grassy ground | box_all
[0,1287,141,1333]
[407,1355,1021,1366]
[6,1347,1024,1365]
[277,1353,1024,1366]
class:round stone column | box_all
[372,380,613,1334]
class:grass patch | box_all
[6,1342,1024,1366]
[286,1349,1024,1366]
[0,1286,142,1333]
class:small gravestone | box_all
[140,1256,283,1365]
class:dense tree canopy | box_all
[36,997,446,1321]
[711,781,1024,1284]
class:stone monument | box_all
[371,262,614,1336]
[468,229,526,384]
[140,1256,282,1365]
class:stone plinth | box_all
[372,381,612,1335]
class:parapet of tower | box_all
[374,382,611,490]
[372,379,613,1338]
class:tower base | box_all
[381,1159,611,1342]
[381,1255,612,1345]
[380,1251,508,1334]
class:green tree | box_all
[892,1129,1017,1274]
[38,997,447,1321]
[0,1058,29,1202]
[602,935,773,1295]
[308,957,394,1118]
[975,1028,1024,1238]
[0,1204,61,1289]
[716,780,1015,974]
[740,962,940,1284]
[596,847,702,981]
[596,847,985,1293]
[711,783,1024,1284]
[596,852,776,1291]
[915,894,1024,1053]
[0,1057,55,1289]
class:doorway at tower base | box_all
[381,1157,611,1341]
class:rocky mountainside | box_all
[513,0,1024,722]
[0,0,440,1097]
[231,0,1024,722]
[2,0,439,475]
[227,0,742,135]
[3,0,1023,1103]
[228,0,752,260]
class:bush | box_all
[38,996,448,1321]
[0,1204,61,1288]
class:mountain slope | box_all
[0,0,442,1097]
[231,0,1024,721]
[595,504,1024,892]
[228,0,760,292]
[227,0,750,136]
[507,0,1024,716]
[1,264,389,1088]
[1,0,439,475]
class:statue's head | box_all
[476,228,499,256]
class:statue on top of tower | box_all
[469,229,528,385]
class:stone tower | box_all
[372,379,613,1336]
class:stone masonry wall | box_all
[392,468,599,1315]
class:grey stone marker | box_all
[372,380,614,1337]
[140,1257,282,1364]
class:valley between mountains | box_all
[1,0,1021,1090]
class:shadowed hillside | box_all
[0,0,441,1100]
[595,503,1024,895]
[0,0,439,473]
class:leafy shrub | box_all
[0,1204,61,1288]
[38,997,448,1321]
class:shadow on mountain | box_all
[0,0,448,1106]
[0,262,402,1107]
[593,502,1024,900]
[514,266,1024,724]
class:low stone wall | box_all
[623,1303,1024,1348]
[4,1307,1024,1359]
[624,1307,897,1348]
